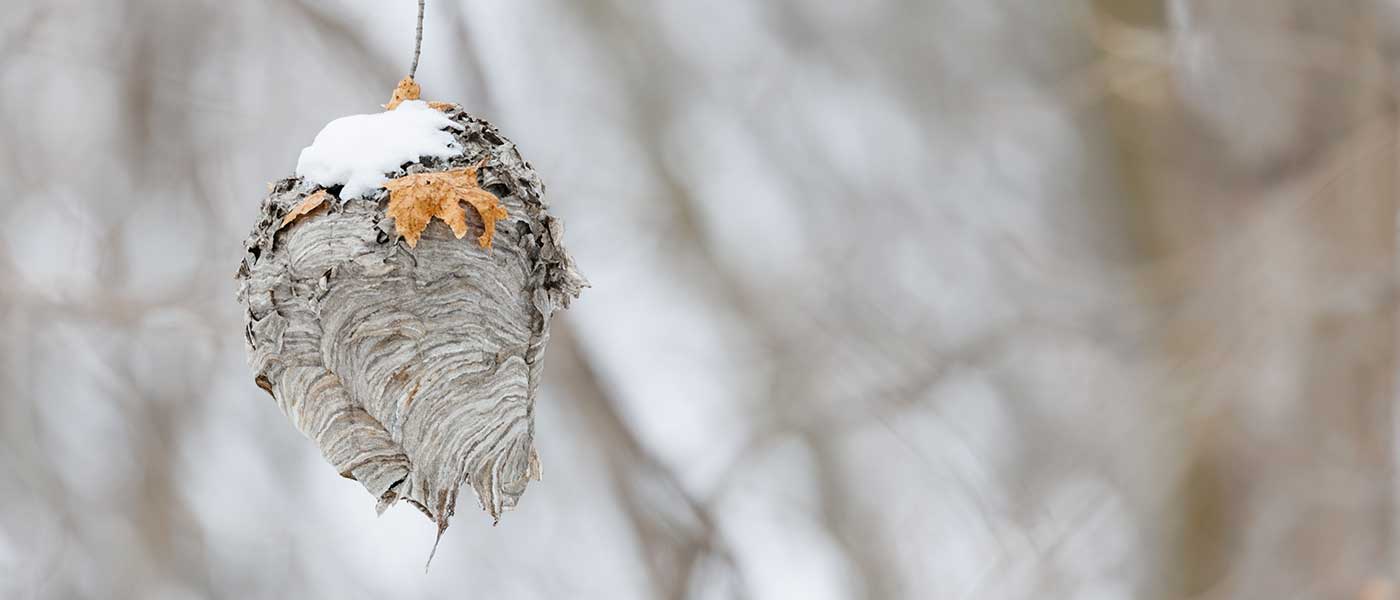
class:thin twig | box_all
[409,0,425,78]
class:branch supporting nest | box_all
[410,0,425,78]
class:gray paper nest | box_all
[235,106,586,540]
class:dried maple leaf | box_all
[384,163,507,249]
[280,189,330,228]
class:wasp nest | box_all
[235,103,586,541]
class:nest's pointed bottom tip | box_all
[424,523,448,572]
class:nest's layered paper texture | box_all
[236,108,585,535]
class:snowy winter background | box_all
[3,1,1400,599]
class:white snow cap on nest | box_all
[295,100,464,200]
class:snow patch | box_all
[295,100,463,200]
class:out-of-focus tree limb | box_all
[548,322,750,600]
[1095,2,1398,598]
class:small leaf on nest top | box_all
[384,162,507,249]
[385,76,459,112]
[384,76,422,111]
[280,189,330,228]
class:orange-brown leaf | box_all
[280,189,330,228]
[385,77,458,112]
[384,165,507,249]
[384,76,422,110]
